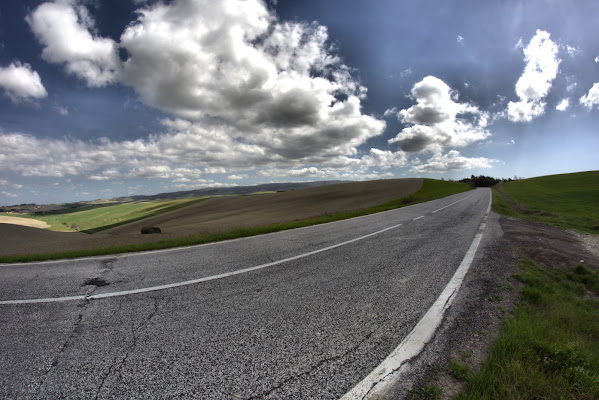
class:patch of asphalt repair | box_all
[384,213,599,399]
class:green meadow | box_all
[493,170,599,234]
[454,260,599,400]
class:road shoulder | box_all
[381,211,599,399]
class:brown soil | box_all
[0,179,422,257]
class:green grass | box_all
[449,359,472,381]
[492,171,599,234]
[455,259,599,400]
[408,384,443,400]
[1,198,208,233]
[0,179,471,263]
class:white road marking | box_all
[340,188,491,400]
[412,216,424,221]
[0,223,403,305]
[431,192,475,213]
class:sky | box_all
[0,0,598,205]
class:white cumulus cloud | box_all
[0,62,47,102]
[388,76,490,153]
[580,82,599,109]
[555,98,569,111]
[507,30,560,122]
[410,150,495,173]
[26,1,120,86]
[26,0,385,167]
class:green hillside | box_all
[493,171,599,234]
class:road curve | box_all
[0,188,490,399]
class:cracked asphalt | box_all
[0,188,490,399]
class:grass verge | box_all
[0,179,471,263]
[492,171,599,234]
[455,259,599,400]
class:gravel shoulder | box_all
[381,212,599,399]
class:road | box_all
[0,188,491,399]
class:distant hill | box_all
[110,181,348,202]
[1,181,348,213]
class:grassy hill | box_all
[493,171,599,234]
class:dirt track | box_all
[0,179,422,257]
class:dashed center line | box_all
[431,193,475,213]
[412,216,424,221]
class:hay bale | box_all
[141,226,161,234]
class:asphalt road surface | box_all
[0,188,490,399]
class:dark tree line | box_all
[459,175,515,187]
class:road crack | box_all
[92,296,161,399]
[36,299,89,395]
[115,297,160,382]
[244,330,375,400]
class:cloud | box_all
[555,98,569,111]
[0,62,48,102]
[388,76,490,153]
[457,35,464,46]
[54,104,69,116]
[565,45,579,57]
[257,166,394,181]
[359,149,408,169]
[507,30,560,122]
[410,150,495,173]
[227,174,248,180]
[27,0,384,166]
[595,56,599,63]
[259,167,328,178]
[383,107,398,118]
[580,82,599,109]
[26,1,120,86]
[1,190,18,199]
[0,180,22,190]
[400,68,413,78]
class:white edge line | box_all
[0,223,403,305]
[0,295,87,305]
[1,190,476,268]
[340,188,492,400]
